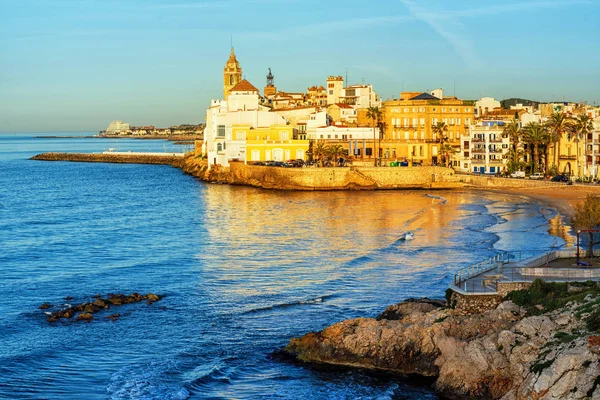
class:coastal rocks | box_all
[285,298,600,399]
[44,292,162,323]
[38,303,52,309]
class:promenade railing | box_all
[453,252,510,286]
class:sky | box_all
[1,0,599,132]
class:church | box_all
[202,48,309,169]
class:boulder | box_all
[146,293,160,302]
[77,313,93,321]
[38,303,52,309]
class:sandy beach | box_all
[480,184,600,224]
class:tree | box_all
[545,112,575,171]
[440,143,456,168]
[432,122,449,166]
[326,144,344,167]
[366,107,382,166]
[313,141,328,167]
[572,194,600,258]
[573,114,593,178]
[503,119,522,165]
[521,122,550,173]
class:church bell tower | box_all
[263,67,276,98]
[223,47,242,99]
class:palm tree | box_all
[503,119,521,164]
[439,143,456,168]
[545,112,575,171]
[326,144,344,167]
[432,122,448,166]
[522,122,550,173]
[573,114,593,178]
[366,107,382,166]
[313,141,327,167]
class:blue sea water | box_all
[0,133,571,399]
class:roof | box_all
[333,103,353,109]
[230,79,259,93]
[410,93,440,100]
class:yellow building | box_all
[231,124,309,162]
[381,92,475,165]
[223,48,242,99]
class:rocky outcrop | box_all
[285,298,600,399]
[44,292,161,323]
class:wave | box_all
[242,294,336,314]
[424,193,447,204]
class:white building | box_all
[105,120,131,134]
[339,84,380,108]
[474,97,501,118]
[460,120,510,174]
[326,76,344,105]
[203,79,288,168]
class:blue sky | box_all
[1,0,599,132]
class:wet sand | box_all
[479,185,600,224]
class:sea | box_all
[0,133,573,399]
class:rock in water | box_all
[38,303,52,310]
[77,313,93,321]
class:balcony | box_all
[471,148,486,153]
[489,138,503,143]
[559,155,577,160]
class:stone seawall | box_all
[178,155,463,190]
[31,152,182,165]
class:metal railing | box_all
[453,253,510,286]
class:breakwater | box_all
[31,152,183,165]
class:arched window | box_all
[217,143,222,152]
[229,75,234,85]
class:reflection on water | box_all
[0,133,575,399]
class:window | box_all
[217,125,225,137]
[349,135,352,139]
[464,163,468,169]
[465,108,470,112]
[236,130,246,140]
[419,118,425,126]
[413,131,417,139]
[457,118,461,125]
[217,143,223,152]
[229,75,234,85]
[419,146,423,156]
[412,117,418,126]
[412,108,417,112]
[334,135,338,139]
[280,131,289,141]
[466,118,471,126]
[419,107,425,112]
[366,148,372,156]
[432,117,438,125]
[404,131,409,140]
[403,118,409,126]
[404,108,409,112]
[443,118,448,124]
[421,131,425,140]
[433,108,436,112]
[329,90,333,95]
[442,108,446,112]
[450,118,455,125]
[449,132,453,140]
[223,142,226,150]
[327,135,331,139]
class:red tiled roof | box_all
[334,103,353,109]
[230,79,259,93]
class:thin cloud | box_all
[240,15,413,40]
[400,0,482,69]
[399,0,590,68]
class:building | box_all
[474,97,501,118]
[202,50,308,168]
[339,84,380,108]
[326,76,344,105]
[326,103,356,124]
[460,120,510,174]
[263,68,276,98]
[223,48,242,99]
[381,90,475,166]
[105,120,131,134]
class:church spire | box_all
[223,46,242,99]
